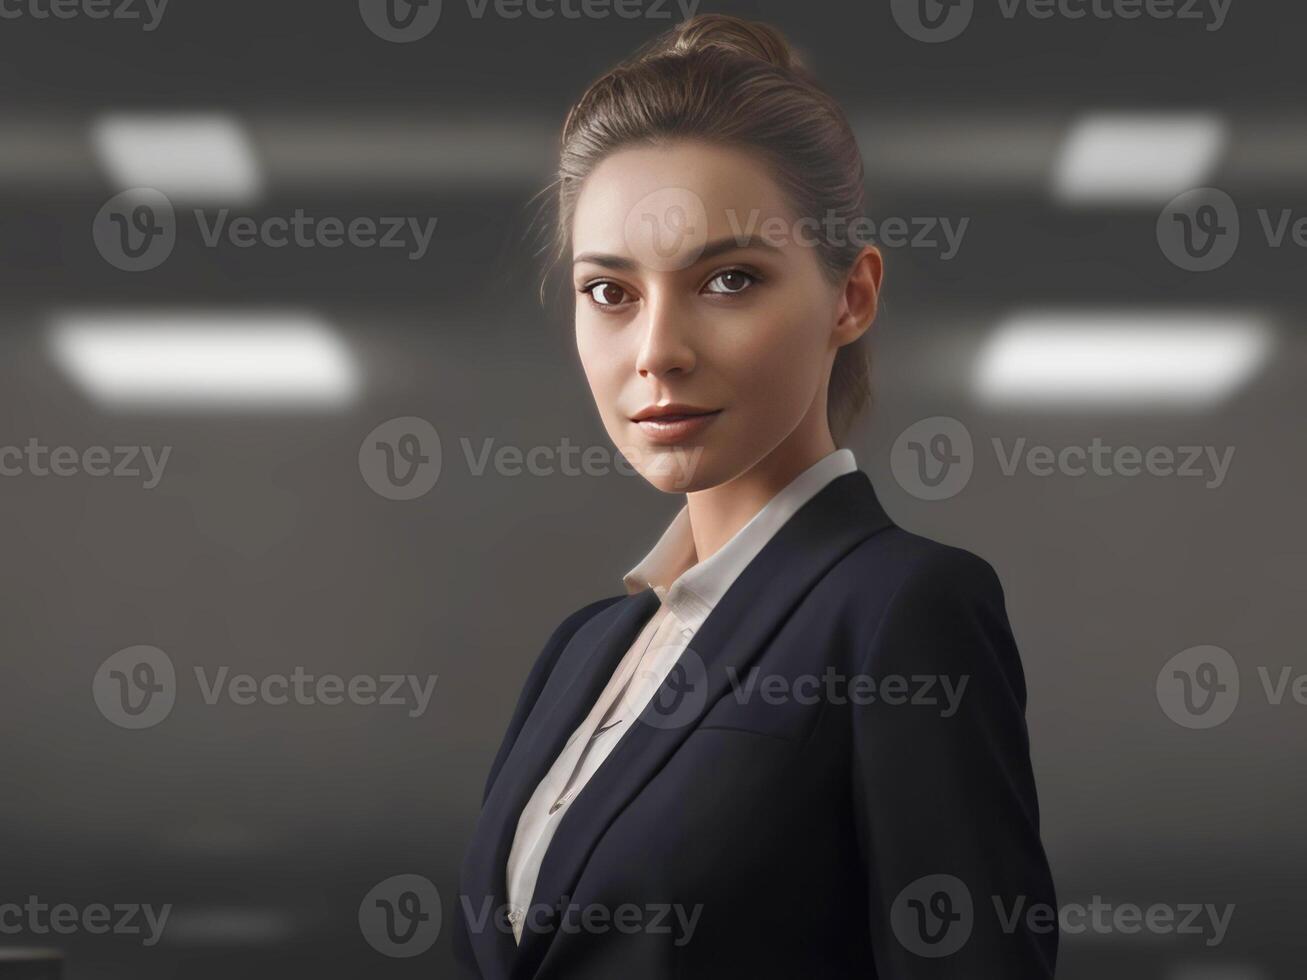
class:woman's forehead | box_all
[572,143,795,268]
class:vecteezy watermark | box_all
[0,896,172,946]
[724,666,970,717]
[891,0,1231,44]
[359,875,442,958]
[0,0,169,30]
[92,646,439,729]
[617,188,966,269]
[724,208,970,262]
[890,417,1236,501]
[93,189,438,272]
[992,895,1234,948]
[1158,187,1307,272]
[358,416,705,500]
[620,185,711,272]
[358,417,443,500]
[1157,644,1307,729]
[891,875,1233,957]
[191,667,437,717]
[631,647,710,732]
[607,645,971,734]
[465,895,703,946]
[892,874,975,957]
[359,0,701,43]
[891,417,976,501]
[0,439,171,489]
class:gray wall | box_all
[0,2,1302,977]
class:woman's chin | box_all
[620,443,721,494]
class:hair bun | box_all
[665,14,798,71]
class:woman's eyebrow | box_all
[572,235,782,269]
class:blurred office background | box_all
[0,0,1303,977]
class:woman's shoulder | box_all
[823,524,1026,681]
[551,593,629,638]
[500,594,630,734]
[531,593,629,675]
[829,524,1007,618]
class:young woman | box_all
[456,14,1057,979]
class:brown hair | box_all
[550,13,874,443]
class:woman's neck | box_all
[684,404,837,565]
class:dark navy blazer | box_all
[455,469,1058,978]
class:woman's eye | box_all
[704,270,757,295]
[585,282,631,307]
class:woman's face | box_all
[571,140,874,494]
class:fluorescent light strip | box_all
[974,311,1271,408]
[91,112,263,205]
[49,312,360,411]
[1052,113,1227,205]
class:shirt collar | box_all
[622,448,859,632]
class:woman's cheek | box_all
[735,317,816,397]
[576,328,619,406]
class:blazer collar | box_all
[460,469,892,980]
[622,448,859,636]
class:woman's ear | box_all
[833,246,883,347]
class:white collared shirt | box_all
[504,448,858,941]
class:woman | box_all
[456,14,1057,979]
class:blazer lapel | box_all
[513,470,893,978]
[461,588,661,980]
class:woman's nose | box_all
[634,293,697,379]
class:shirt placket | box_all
[544,604,670,817]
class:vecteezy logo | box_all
[891,0,974,43]
[359,874,442,957]
[358,417,442,500]
[93,645,177,729]
[891,874,973,958]
[1157,188,1240,272]
[891,416,974,501]
[93,188,176,272]
[622,186,709,273]
[1156,644,1240,729]
[358,0,442,42]
[636,647,709,731]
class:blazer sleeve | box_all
[850,546,1058,978]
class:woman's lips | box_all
[632,409,722,444]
